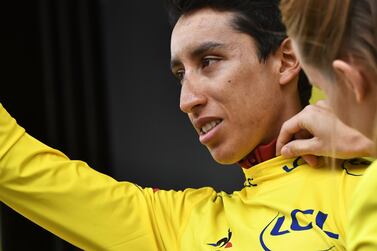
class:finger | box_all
[302,155,319,167]
[276,115,305,155]
[294,129,313,140]
[280,138,320,158]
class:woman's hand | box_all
[276,101,376,166]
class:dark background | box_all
[1,0,243,250]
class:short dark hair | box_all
[165,0,312,107]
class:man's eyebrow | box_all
[170,42,225,70]
[170,58,181,71]
[191,41,225,58]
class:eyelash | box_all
[174,57,221,83]
[202,57,220,68]
[174,70,185,83]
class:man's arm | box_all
[0,101,159,250]
[0,103,215,250]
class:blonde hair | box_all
[280,0,377,80]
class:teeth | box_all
[201,120,221,134]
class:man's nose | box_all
[179,77,207,114]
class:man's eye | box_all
[174,70,185,82]
[202,57,220,68]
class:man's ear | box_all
[278,38,301,86]
[332,60,366,103]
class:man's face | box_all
[170,8,287,164]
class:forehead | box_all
[170,8,251,57]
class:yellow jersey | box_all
[0,104,368,250]
[348,160,377,251]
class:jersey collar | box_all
[238,139,277,169]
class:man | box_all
[0,0,368,250]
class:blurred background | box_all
[1,0,244,250]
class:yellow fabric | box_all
[0,104,369,250]
[348,160,377,251]
[310,87,327,104]
[363,157,376,162]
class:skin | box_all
[302,59,377,139]
[170,8,302,164]
[276,101,376,166]
[276,40,377,164]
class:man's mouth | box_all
[200,120,222,135]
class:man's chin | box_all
[209,148,240,165]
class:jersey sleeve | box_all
[0,103,216,250]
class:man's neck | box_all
[238,95,302,169]
[238,139,277,169]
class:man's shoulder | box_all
[277,156,370,178]
[337,157,371,177]
[290,157,371,177]
[352,159,377,190]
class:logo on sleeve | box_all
[207,229,233,250]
